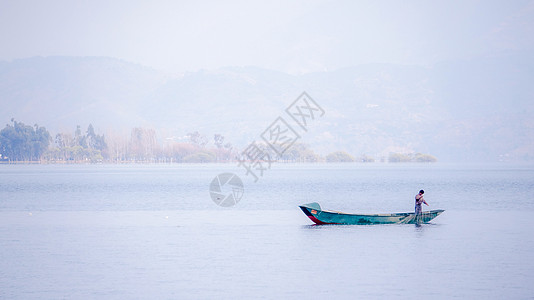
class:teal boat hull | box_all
[299,202,444,225]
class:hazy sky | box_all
[1,0,533,74]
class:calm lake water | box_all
[1,163,533,299]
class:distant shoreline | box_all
[0,160,435,165]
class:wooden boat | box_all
[299,202,444,225]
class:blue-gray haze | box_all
[1,1,534,162]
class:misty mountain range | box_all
[1,54,533,162]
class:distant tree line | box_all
[45,124,107,162]
[104,130,237,163]
[0,120,437,163]
[0,119,50,162]
[388,152,437,163]
[325,151,377,163]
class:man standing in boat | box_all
[415,190,429,215]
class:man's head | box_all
[419,190,424,195]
